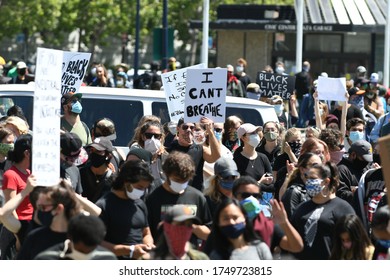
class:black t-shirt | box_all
[96,192,148,247]
[80,165,114,203]
[17,226,67,260]
[167,140,204,191]
[281,176,308,221]
[145,185,212,245]
[60,162,83,194]
[273,153,290,172]
[291,197,355,260]
[233,151,272,181]
[256,144,281,169]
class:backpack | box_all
[134,72,153,89]
[356,168,386,236]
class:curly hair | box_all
[319,128,343,152]
[162,151,195,181]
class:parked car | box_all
[0,84,278,149]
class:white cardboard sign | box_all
[317,76,347,101]
[61,51,91,95]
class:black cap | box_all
[87,136,113,152]
[61,132,82,157]
[126,147,152,163]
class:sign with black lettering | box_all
[184,68,226,123]
[61,51,91,95]
[256,72,295,100]
[162,63,206,122]
[33,47,62,186]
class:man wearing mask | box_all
[11,61,29,84]
[345,117,366,151]
[60,91,92,146]
[337,140,377,204]
[80,137,115,203]
[167,117,221,192]
[60,132,83,194]
[270,95,291,129]
[146,151,212,248]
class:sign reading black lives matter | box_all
[61,51,91,95]
[184,68,227,123]
[256,72,296,100]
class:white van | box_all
[0,84,278,148]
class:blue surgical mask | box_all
[377,239,390,249]
[220,180,234,190]
[71,101,83,114]
[215,131,222,141]
[349,131,365,143]
[220,222,246,239]
[274,104,284,115]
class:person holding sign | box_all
[167,118,221,192]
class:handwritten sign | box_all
[33,47,62,186]
[317,76,347,101]
[61,51,91,95]
[256,72,295,100]
[162,63,205,122]
[184,68,227,123]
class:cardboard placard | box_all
[256,72,295,100]
[317,76,347,101]
[61,51,91,95]
[162,63,206,122]
[184,68,227,123]
[33,47,62,186]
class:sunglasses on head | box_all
[182,125,195,130]
[239,192,261,199]
[144,132,162,140]
[214,128,223,133]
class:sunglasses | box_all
[182,125,195,130]
[214,128,223,133]
[238,192,261,199]
[144,132,162,140]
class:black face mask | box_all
[352,158,368,170]
[288,141,302,156]
[18,68,26,75]
[37,209,54,227]
[89,152,108,168]
[373,154,381,165]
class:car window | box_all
[80,98,144,147]
[226,107,264,126]
[0,95,34,127]
[151,102,170,125]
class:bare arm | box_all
[74,193,102,216]
[192,224,211,240]
[313,91,323,129]
[203,123,221,163]
[270,199,303,253]
[340,92,348,143]
[289,93,298,118]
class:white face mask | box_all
[144,136,161,154]
[126,187,145,200]
[248,134,261,148]
[319,109,324,116]
[169,179,189,193]
[274,104,284,115]
[276,66,284,74]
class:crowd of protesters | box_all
[0,55,389,260]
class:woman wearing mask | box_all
[16,179,83,259]
[273,127,301,181]
[269,95,291,130]
[222,115,243,153]
[330,214,374,260]
[149,204,209,260]
[256,121,281,169]
[233,123,273,193]
[204,157,239,215]
[88,64,113,87]
[96,160,155,259]
[279,153,322,220]
[131,121,167,184]
[208,198,273,260]
[290,162,355,260]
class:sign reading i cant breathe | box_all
[184,68,227,123]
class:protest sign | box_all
[317,76,347,101]
[61,51,91,95]
[184,68,227,123]
[256,72,295,99]
[162,63,206,122]
[33,47,62,186]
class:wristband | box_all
[129,245,135,259]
